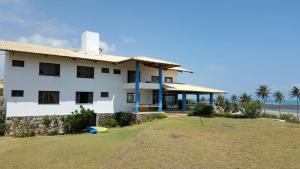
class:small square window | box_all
[165,77,173,83]
[101,92,109,98]
[12,60,24,67]
[151,76,159,83]
[77,66,94,78]
[101,68,110,73]
[11,90,24,97]
[127,93,134,103]
[113,69,121,74]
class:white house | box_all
[0,31,225,117]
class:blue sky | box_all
[0,0,299,96]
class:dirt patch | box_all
[170,133,181,139]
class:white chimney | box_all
[81,31,100,55]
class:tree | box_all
[256,85,271,113]
[273,91,284,115]
[239,93,252,105]
[224,99,231,112]
[200,97,206,104]
[290,86,300,119]
[215,95,226,110]
[231,95,239,113]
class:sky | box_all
[0,0,299,96]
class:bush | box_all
[62,106,96,134]
[259,112,278,119]
[241,101,262,118]
[279,113,300,123]
[190,103,214,117]
[137,113,167,123]
[102,116,118,128]
[42,115,51,128]
[0,109,5,136]
[114,112,136,127]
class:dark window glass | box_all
[76,92,93,104]
[39,62,60,76]
[113,69,121,74]
[127,93,134,103]
[165,77,173,83]
[77,66,94,78]
[101,92,109,98]
[11,90,24,97]
[151,76,159,83]
[101,68,110,73]
[12,60,24,67]
[38,91,59,104]
[128,70,140,83]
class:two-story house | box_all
[0,31,225,117]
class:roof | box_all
[0,40,128,63]
[0,40,182,69]
[164,83,226,94]
[169,67,193,73]
[118,56,180,69]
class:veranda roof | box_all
[169,67,193,73]
[164,83,226,94]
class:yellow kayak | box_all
[94,127,108,133]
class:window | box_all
[151,76,159,83]
[39,62,60,76]
[128,70,139,83]
[101,68,110,73]
[101,92,109,98]
[38,91,59,104]
[11,90,24,97]
[12,60,24,67]
[165,77,173,83]
[76,92,93,104]
[77,66,94,78]
[127,93,134,103]
[113,69,121,74]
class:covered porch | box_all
[120,57,226,113]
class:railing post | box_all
[135,61,140,113]
[182,92,187,111]
[158,64,163,112]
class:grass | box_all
[1,116,300,169]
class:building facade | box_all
[0,31,225,117]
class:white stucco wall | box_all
[4,52,179,117]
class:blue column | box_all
[135,61,140,113]
[158,64,163,112]
[210,93,214,106]
[175,93,178,105]
[182,92,187,111]
[196,94,200,103]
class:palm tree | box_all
[256,85,271,113]
[216,95,226,110]
[290,86,300,119]
[231,95,238,103]
[239,93,252,105]
[231,95,239,113]
[273,91,284,115]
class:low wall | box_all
[5,116,64,137]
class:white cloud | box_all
[17,34,74,48]
[99,40,117,53]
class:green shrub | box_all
[241,101,262,118]
[259,112,278,119]
[42,115,51,128]
[0,109,5,136]
[190,103,214,117]
[0,88,3,96]
[102,116,118,128]
[62,106,96,134]
[114,112,136,127]
[278,113,300,123]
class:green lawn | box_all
[1,116,300,169]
